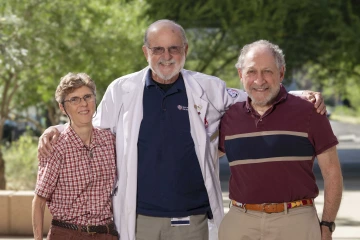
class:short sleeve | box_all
[308,110,338,155]
[35,150,62,199]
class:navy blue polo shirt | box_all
[137,70,210,217]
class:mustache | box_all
[252,84,269,90]
[158,59,176,65]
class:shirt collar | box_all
[245,84,288,112]
[63,125,100,149]
[172,73,186,91]
[145,69,154,88]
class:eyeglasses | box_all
[63,94,96,105]
[147,45,184,55]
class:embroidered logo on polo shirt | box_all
[177,105,188,111]
[227,88,238,98]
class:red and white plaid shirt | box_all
[35,126,116,226]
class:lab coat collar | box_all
[181,69,205,99]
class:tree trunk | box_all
[0,149,6,189]
[0,118,6,189]
[47,104,61,126]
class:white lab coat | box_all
[93,67,247,240]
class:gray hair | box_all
[235,40,286,71]
[55,73,96,104]
[143,19,188,46]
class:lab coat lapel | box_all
[122,69,147,132]
[121,69,146,216]
[182,70,208,175]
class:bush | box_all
[332,105,358,117]
[330,106,360,124]
[2,134,38,190]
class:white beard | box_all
[149,56,186,82]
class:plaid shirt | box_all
[35,126,116,226]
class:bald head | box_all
[144,19,188,47]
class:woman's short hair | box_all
[55,73,96,104]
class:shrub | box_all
[330,106,360,124]
[2,133,38,190]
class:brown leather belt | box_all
[51,219,118,236]
[231,198,313,213]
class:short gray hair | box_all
[143,19,188,46]
[235,40,286,71]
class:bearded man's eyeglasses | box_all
[147,46,184,55]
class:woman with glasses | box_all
[32,73,118,240]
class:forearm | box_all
[32,195,46,240]
[317,146,343,239]
[321,167,342,240]
[322,167,343,221]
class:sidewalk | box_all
[315,191,360,239]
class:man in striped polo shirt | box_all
[218,40,343,240]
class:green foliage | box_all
[2,134,38,190]
[0,14,27,71]
[1,0,150,126]
[145,0,360,89]
[2,0,359,123]
[331,106,360,124]
[0,0,151,188]
[332,105,359,117]
[295,63,360,113]
[0,13,27,120]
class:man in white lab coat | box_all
[39,20,325,240]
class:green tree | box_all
[146,0,360,88]
[5,0,149,125]
[0,0,150,189]
[0,13,27,188]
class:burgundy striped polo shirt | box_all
[219,86,338,204]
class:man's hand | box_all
[38,126,60,158]
[321,225,333,240]
[302,91,327,115]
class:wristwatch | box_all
[320,221,336,232]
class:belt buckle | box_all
[86,225,96,235]
[262,203,268,212]
[262,203,274,213]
